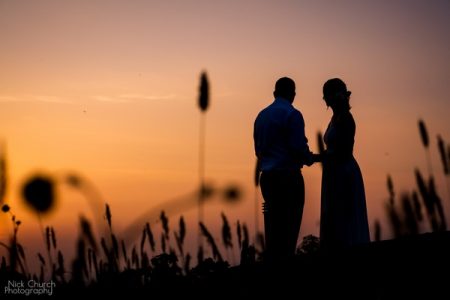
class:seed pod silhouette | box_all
[222,184,241,203]
[448,145,450,171]
[437,135,448,175]
[198,72,209,112]
[221,212,233,249]
[1,204,9,213]
[22,175,55,214]
[418,119,429,148]
[418,119,434,178]
[387,174,395,201]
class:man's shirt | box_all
[254,97,312,172]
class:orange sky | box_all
[1,0,449,263]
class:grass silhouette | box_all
[383,119,448,238]
[3,200,449,299]
[0,202,268,296]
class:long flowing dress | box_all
[320,111,370,250]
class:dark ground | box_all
[104,231,450,299]
[190,231,450,299]
[2,231,450,299]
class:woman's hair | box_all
[323,78,351,110]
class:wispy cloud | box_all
[0,95,73,104]
[32,96,73,104]
[0,96,18,102]
[91,95,130,103]
[92,93,177,103]
[119,94,177,101]
[1,94,179,104]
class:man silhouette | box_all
[254,77,315,264]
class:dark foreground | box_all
[2,231,450,299]
[208,231,450,300]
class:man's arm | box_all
[287,110,315,166]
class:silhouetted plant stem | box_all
[145,222,155,252]
[447,144,450,171]
[437,135,449,175]
[385,175,402,237]
[418,119,433,177]
[401,193,419,235]
[0,141,7,205]
[446,176,450,208]
[197,71,209,250]
[411,191,423,230]
[121,187,215,245]
[425,146,433,177]
[2,205,26,275]
[121,239,130,269]
[437,136,450,203]
[0,241,9,252]
[236,221,242,250]
[198,113,206,250]
[199,222,223,262]
[220,212,233,262]
[140,226,146,257]
[174,216,186,265]
[64,173,106,237]
[447,144,450,205]
[428,178,447,231]
[38,214,53,279]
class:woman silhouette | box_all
[320,78,370,250]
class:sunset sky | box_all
[1,0,449,261]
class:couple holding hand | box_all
[254,77,370,263]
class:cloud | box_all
[91,95,130,103]
[0,96,18,102]
[0,94,179,104]
[92,94,177,103]
[0,95,72,104]
[119,94,177,101]
[32,96,73,104]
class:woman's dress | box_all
[320,111,370,249]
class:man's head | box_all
[274,77,296,103]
